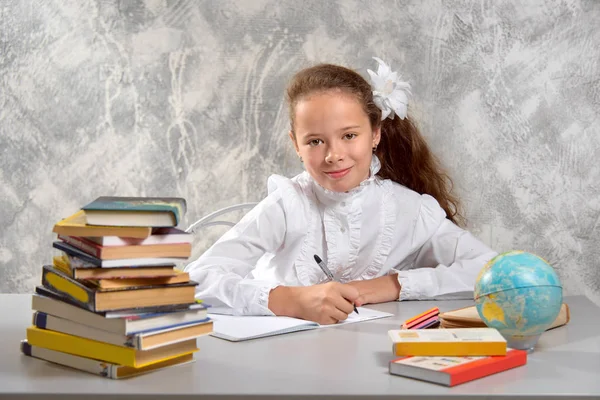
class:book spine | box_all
[41,265,97,312]
[20,340,33,356]
[58,235,102,258]
[53,241,101,266]
[64,255,99,270]
[32,312,48,328]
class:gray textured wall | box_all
[1,0,599,305]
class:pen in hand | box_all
[313,254,359,315]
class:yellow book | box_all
[26,326,198,368]
[21,341,195,379]
[41,265,196,312]
[53,210,152,239]
[388,328,506,356]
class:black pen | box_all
[313,254,359,314]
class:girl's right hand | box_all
[268,282,359,325]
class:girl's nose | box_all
[325,146,344,164]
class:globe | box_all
[474,250,563,351]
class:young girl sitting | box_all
[185,57,497,324]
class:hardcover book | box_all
[89,270,190,290]
[57,235,192,260]
[21,341,196,379]
[32,312,212,350]
[53,241,183,268]
[32,293,209,335]
[41,265,197,312]
[53,255,178,280]
[53,210,152,238]
[87,227,191,246]
[26,326,198,368]
[82,196,187,227]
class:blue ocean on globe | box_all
[474,251,563,351]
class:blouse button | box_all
[340,227,346,233]
[341,201,346,207]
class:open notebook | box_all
[208,307,393,342]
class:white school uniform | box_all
[184,157,497,315]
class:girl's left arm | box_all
[394,195,498,301]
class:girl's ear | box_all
[289,131,300,155]
[373,126,381,147]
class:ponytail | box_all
[375,116,464,226]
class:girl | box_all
[185,58,497,325]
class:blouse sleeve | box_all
[395,194,498,300]
[184,188,288,316]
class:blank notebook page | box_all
[208,307,393,342]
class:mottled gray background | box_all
[1,0,599,305]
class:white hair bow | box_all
[367,57,411,120]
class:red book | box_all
[389,348,527,387]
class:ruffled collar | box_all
[310,156,381,205]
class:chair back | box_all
[185,202,258,234]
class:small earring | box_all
[372,145,378,153]
[299,156,303,163]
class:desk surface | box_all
[0,294,599,399]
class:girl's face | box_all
[290,92,380,193]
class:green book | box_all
[82,196,186,227]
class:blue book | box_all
[82,196,186,227]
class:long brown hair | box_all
[286,63,463,226]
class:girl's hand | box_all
[268,282,359,325]
[346,274,401,307]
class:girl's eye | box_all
[344,133,357,140]
[308,139,323,147]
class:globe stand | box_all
[503,333,542,353]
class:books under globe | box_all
[438,304,570,330]
[21,196,212,379]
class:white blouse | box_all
[184,158,497,315]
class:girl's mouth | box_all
[325,167,352,179]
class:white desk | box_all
[1,294,599,399]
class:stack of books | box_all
[388,328,528,387]
[21,196,213,379]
